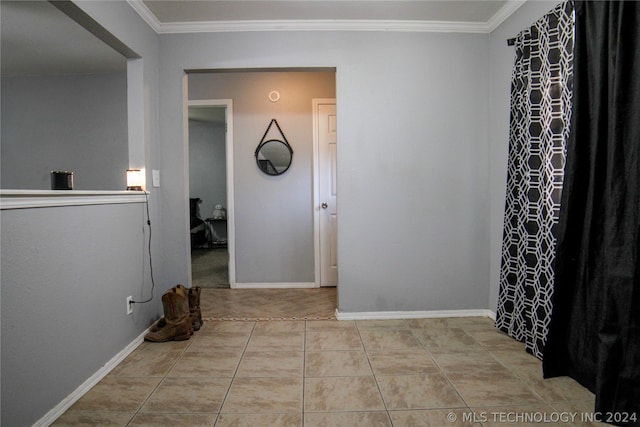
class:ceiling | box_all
[136,0,521,32]
[142,0,508,23]
[0,1,127,76]
[189,106,227,124]
[1,0,522,76]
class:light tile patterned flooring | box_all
[54,290,602,426]
[199,288,338,320]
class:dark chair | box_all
[190,198,207,248]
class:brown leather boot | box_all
[188,286,202,331]
[144,286,192,342]
[148,285,188,333]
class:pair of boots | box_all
[144,285,202,342]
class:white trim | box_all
[183,75,193,289]
[312,98,321,288]
[233,282,316,289]
[487,310,497,321]
[129,0,527,35]
[486,0,527,33]
[126,0,162,33]
[335,308,495,321]
[156,19,491,34]
[185,98,237,289]
[0,190,147,210]
[33,327,150,427]
[224,102,236,289]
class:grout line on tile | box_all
[472,340,554,406]
[126,331,198,422]
[217,321,257,415]
[53,289,597,427]
[302,320,307,419]
[420,333,481,411]
[355,318,392,422]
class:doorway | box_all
[313,99,338,287]
[186,70,334,289]
[187,99,236,288]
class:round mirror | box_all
[255,139,293,175]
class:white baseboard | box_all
[335,308,496,321]
[34,326,151,427]
[232,282,317,289]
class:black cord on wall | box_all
[131,191,155,305]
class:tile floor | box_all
[199,288,337,321]
[54,316,603,426]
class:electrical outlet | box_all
[126,296,133,315]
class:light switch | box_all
[152,170,160,187]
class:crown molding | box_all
[127,0,162,33]
[486,0,527,32]
[127,0,527,34]
[158,19,490,34]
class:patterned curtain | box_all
[495,1,574,359]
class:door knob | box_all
[321,203,328,209]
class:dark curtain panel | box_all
[495,1,574,359]
[543,1,640,425]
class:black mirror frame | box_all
[254,119,294,176]
[255,139,294,176]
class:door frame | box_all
[185,98,236,288]
[313,98,337,287]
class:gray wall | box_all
[189,119,227,218]
[189,71,336,283]
[487,1,562,312]
[0,0,569,423]
[158,32,491,310]
[1,73,128,190]
[0,1,162,425]
[0,202,152,426]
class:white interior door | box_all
[314,99,338,287]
